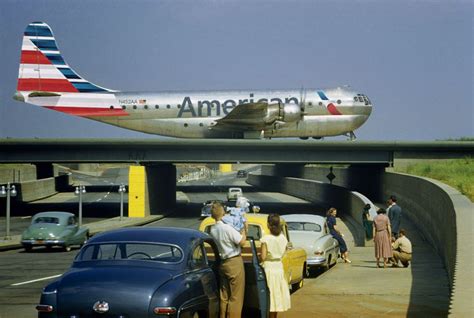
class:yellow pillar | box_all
[219,164,232,172]
[128,166,149,217]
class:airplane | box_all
[13,22,373,140]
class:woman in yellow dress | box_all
[260,214,291,317]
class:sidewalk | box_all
[0,215,164,251]
[282,216,451,317]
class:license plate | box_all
[36,240,44,244]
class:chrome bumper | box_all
[307,256,327,266]
[22,239,65,245]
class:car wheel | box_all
[80,232,89,247]
[324,255,331,271]
[303,263,310,278]
[292,277,304,291]
[24,245,32,252]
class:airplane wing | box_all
[211,102,301,131]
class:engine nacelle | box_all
[279,103,302,122]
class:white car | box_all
[282,214,339,272]
[227,187,243,201]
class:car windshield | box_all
[287,222,322,232]
[33,217,60,224]
[77,242,183,263]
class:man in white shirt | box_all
[209,201,247,318]
[391,229,412,268]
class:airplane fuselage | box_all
[15,22,373,139]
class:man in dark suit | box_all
[388,195,402,238]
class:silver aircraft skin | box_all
[14,22,373,139]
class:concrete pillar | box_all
[146,163,176,214]
[219,164,232,172]
[128,164,177,217]
[35,163,54,179]
[129,166,148,217]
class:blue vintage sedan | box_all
[37,227,269,318]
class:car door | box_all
[191,239,220,318]
[66,216,79,244]
[243,238,269,318]
[283,224,305,285]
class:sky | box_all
[0,0,472,140]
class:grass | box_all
[393,158,474,202]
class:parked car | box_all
[236,170,248,178]
[21,211,89,252]
[200,213,307,291]
[227,187,243,201]
[282,214,339,272]
[36,227,269,317]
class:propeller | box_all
[299,86,307,113]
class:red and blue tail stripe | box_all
[17,22,112,94]
[15,22,127,117]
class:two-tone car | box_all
[21,211,89,252]
[282,214,339,272]
[200,213,307,291]
[36,227,269,317]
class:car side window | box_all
[68,217,76,226]
[247,224,262,240]
[191,244,206,268]
[203,241,217,267]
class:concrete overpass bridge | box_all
[0,139,472,164]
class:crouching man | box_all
[391,229,412,268]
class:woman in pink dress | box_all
[372,208,393,268]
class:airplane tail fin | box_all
[15,22,114,98]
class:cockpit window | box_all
[355,94,371,105]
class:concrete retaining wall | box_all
[0,165,37,183]
[16,174,72,202]
[381,172,473,317]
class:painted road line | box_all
[11,274,62,286]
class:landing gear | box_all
[344,131,356,141]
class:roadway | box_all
[0,195,320,318]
